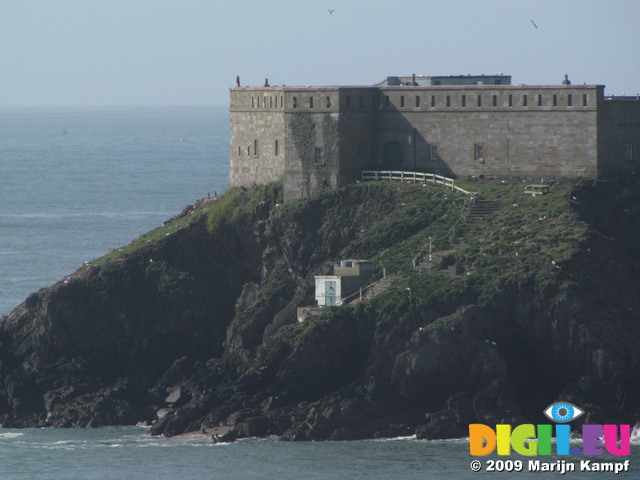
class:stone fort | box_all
[229,74,640,201]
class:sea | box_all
[0,106,638,478]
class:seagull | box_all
[328,9,335,14]
[530,19,538,29]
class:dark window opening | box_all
[474,143,484,161]
[625,144,634,162]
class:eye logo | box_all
[543,402,584,423]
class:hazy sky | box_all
[2,0,639,106]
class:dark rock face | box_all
[1,181,640,440]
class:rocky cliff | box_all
[1,178,640,440]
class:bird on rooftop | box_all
[530,19,538,29]
[328,9,335,14]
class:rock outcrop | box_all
[1,179,640,439]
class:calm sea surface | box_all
[0,106,229,316]
[1,106,638,478]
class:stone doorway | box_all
[383,141,403,168]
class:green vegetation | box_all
[268,178,588,351]
[89,183,283,268]
[207,182,282,234]
[87,176,591,361]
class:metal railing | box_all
[335,268,387,306]
[361,170,476,196]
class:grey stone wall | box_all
[229,83,639,200]
[373,85,602,178]
[598,98,640,175]
[230,88,286,188]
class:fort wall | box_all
[598,98,640,175]
[229,81,639,201]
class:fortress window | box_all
[625,144,634,162]
[315,147,325,165]
[247,146,251,156]
[522,94,528,106]
[309,97,314,108]
[446,95,451,107]
[431,95,436,107]
[474,143,484,161]
[275,140,279,157]
[538,94,542,106]
[415,95,420,108]
[326,96,331,108]
[508,94,513,106]
[252,97,255,108]
[568,94,573,106]
[281,96,283,107]
[257,97,261,108]
[400,96,405,107]
[429,144,438,160]
[238,146,241,157]
[254,140,259,157]
[492,95,497,107]
[553,94,558,106]
[293,97,298,108]
[270,96,273,108]
[461,95,466,107]
[583,94,588,106]
[477,95,482,107]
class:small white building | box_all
[315,260,376,307]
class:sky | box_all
[1,0,639,106]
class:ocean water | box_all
[0,427,637,479]
[0,106,229,316]
[1,106,639,478]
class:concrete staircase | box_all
[415,199,501,274]
[465,199,501,230]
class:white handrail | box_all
[361,170,476,196]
